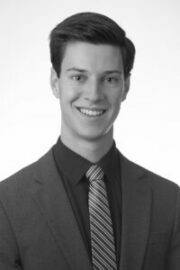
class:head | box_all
[49,12,136,156]
[49,12,135,79]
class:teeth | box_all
[79,108,105,117]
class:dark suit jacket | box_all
[0,148,180,270]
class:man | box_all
[0,12,179,270]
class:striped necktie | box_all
[86,165,117,270]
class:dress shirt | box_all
[53,138,122,266]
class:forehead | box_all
[61,41,123,72]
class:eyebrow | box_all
[104,70,122,75]
[66,67,122,74]
[66,68,87,73]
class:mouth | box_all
[76,107,106,117]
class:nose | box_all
[84,79,103,102]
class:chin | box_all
[77,128,111,142]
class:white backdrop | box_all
[0,0,180,184]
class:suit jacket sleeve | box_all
[167,187,180,269]
[0,200,22,270]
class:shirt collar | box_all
[53,137,119,185]
[97,142,119,182]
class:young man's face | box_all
[51,41,129,145]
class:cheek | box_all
[107,88,123,107]
[59,83,81,102]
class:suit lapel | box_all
[31,150,92,270]
[119,154,152,270]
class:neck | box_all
[61,130,114,163]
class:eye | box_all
[72,75,81,80]
[105,76,119,84]
[71,75,85,82]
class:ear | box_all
[122,75,130,102]
[50,67,60,99]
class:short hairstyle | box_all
[49,12,135,78]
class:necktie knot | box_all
[86,165,104,183]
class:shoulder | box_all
[118,150,179,195]
[0,148,54,200]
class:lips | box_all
[77,107,106,117]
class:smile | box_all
[77,107,106,117]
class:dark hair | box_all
[49,12,135,78]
